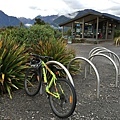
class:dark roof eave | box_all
[102,14,120,22]
[59,10,120,27]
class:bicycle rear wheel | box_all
[49,78,77,118]
[24,67,41,96]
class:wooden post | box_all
[106,21,108,39]
[71,22,74,36]
[82,18,84,38]
[96,17,99,40]
[112,24,115,40]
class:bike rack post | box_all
[67,57,100,98]
[89,53,119,87]
[46,61,74,86]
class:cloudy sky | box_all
[0,0,120,19]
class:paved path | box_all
[67,41,120,58]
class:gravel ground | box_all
[0,41,120,120]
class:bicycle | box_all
[24,54,77,118]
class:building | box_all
[59,9,120,42]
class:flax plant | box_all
[31,39,80,75]
[0,38,28,98]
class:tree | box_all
[34,18,45,25]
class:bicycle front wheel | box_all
[24,67,41,96]
[49,78,77,118]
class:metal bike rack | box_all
[94,50,120,75]
[89,53,119,87]
[89,47,120,75]
[89,47,114,63]
[89,47,110,57]
[67,57,100,98]
[89,47,119,65]
[46,61,74,86]
[89,47,112,63]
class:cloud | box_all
[62,0,85,9]
[109,0,120,4]
[61,0,120,17]
[29,6,38,10]
[0,0,120,18]
[29,6,47,11]
[94,1,120,17]
[108,6,120,16]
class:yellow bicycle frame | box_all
[41,61,62,99]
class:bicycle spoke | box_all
[24,68,41,96]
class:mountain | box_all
[35,15,58,24]
[18,17,34,25]
[51,15,70,27]
[0,9,105,28]
[0,10,21,27]
[18,15,59,27]
[18,14,73,28]
[0,9,89,28]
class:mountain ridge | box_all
[0,10,79,28]
[0,10,21,27]
[2,9,119,28]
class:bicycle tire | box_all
[49,78,77,118]
[24,67,41,96]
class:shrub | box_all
[0,38,28,98]
[31,39,80,74]
[114,37,120,46]
[0,27,28,45]
[114,30,120,38]
[0,25,61,47]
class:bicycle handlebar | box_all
[30,53,53,61]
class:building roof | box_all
[59,9,120,27]
[102,13,120,21]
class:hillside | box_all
[0,10,21,27]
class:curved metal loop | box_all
[89,53,119,87]
[89,47,109,57]
[95,50,120,75]
[89,47,120,75]
[67,57,100,98]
